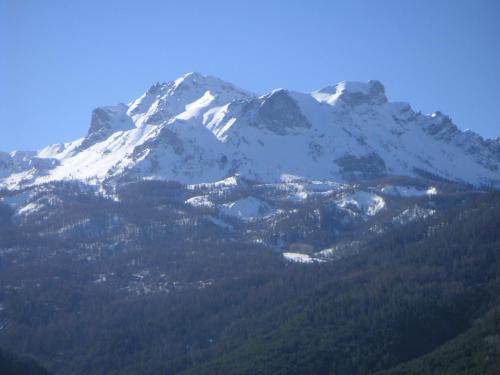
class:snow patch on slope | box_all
[283,252,315,264]
[186,195,214,208]
[393,205,436,225]
[379,185,438,197]
[219,197,274,220]
[336,191,386,216]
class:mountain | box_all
[1,73,500,375]
[1,72,499,190]
[1,181,499,375]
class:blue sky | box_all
[1,0,499,151]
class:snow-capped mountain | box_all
[1,72,499,190]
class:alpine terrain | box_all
[1,72,499,189]
[0,73,499,375]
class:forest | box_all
[0,181,498,374]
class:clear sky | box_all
[1,0,499,151]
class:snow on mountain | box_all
[219,197,275,220]
[378,185,438,197]
[336,191,386,217]
[186,195,214,208]
[282,252,316,264]
[127,72,254,127]
[392,205,436,225]
[311,80,387,106]
[1,72,499,190]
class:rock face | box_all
[249,89,312,135]
[82,104,135,150]
[312,80,388,106]
[1,73,499,189]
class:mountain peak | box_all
[1,74,499,190]
[337,80,385,95]
[143,73,217,97]
[173,71,206,87]
[313,80,387,106]
[128,73,254,127]
[172,72,254,97]
[87,104,132,136]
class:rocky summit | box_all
[1,72,499,190]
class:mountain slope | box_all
[177,192,500,375]
[0,173,498,374]
[0,347,50,375]
[376,306,500,375]
[1,73,499,189]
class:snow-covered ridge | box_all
[1,72,499,190]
